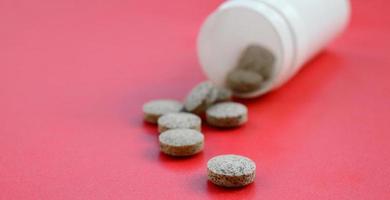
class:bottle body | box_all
[197,0,350,98]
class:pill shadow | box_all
[129,119,159,145]
[158,151,204,161]
[198,114,244,133]
[188,174,257,198]
[202,123,248,132]
[141,121,159,136]
[237,50,344,105]
[159,152,205,171]
[142,146,205,172]
[206,180,257,193]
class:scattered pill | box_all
[226,69,264,94]
[143,99,184,124]
[143,81,254,188]
[159,129,204,156]
[184,81,218,115]
[206,102,248,128]
[158,112,202,133]
[207,154,256,187]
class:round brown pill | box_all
[206,102,248,128]
[157,112,201,133]
[215,87,233,102]
[159,129,204,157]
[184,81,218,115]
[207,154,256,187]
[237,45,275,79]
[143,99,183,124]
[226,69,264,93]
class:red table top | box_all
[1,0,389,199]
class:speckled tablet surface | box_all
[159,129,204,156]
[142,99,183,123]
[206,102,248,128]
[157,112,201,133]
[184,81,218,115]
[207,154,256,187]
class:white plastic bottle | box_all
[197,0,350,98]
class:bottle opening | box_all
[225,45,276,96]
[198,0,295,98]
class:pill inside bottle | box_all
[197,0,350,98]
[226,45,275,96]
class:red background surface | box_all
[1,0,389,199]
